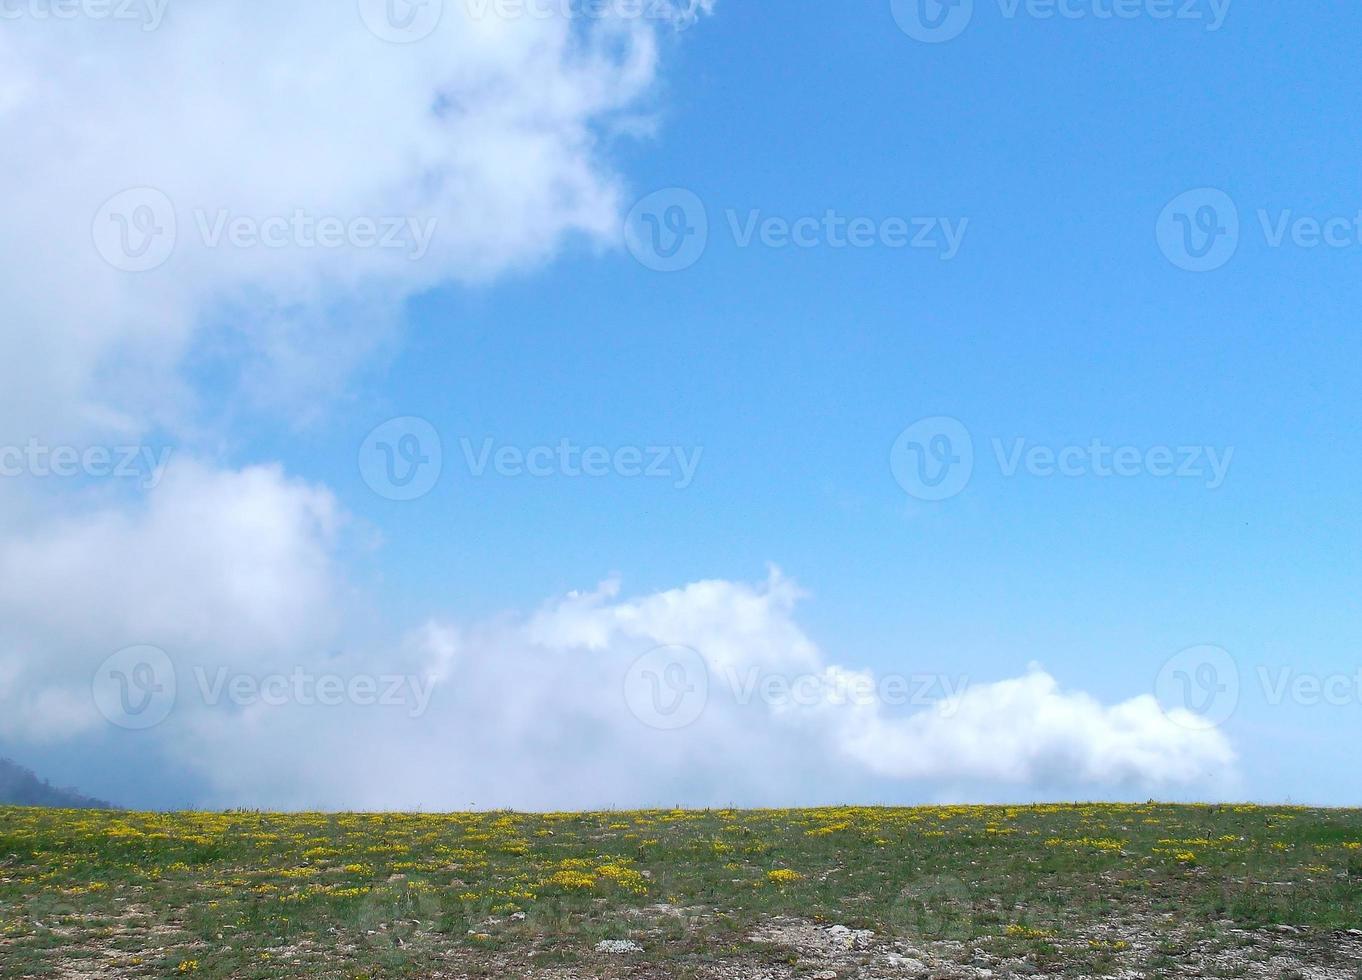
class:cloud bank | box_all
[0,0,1237,810]
[0,486,1236,808]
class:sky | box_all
[0,0,1358,811]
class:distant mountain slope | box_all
[0,757,115,809]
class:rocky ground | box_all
[6,805,1361,979]
[410,911,1362,979]
[16,907,1362,978]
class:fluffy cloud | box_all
[0,0,1239,810]
[834,668,1235,790]
[0,0,741,807]
[0,482,1237,807]
[0,0,694,440]
[0,461,343,743]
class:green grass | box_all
[1,803,1359,978]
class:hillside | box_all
[0,757,113,810]
[0,803,1359,978]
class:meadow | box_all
[1,803,1360,978]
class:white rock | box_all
[595,939,643,954]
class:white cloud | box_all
[0,0,712,782]
[0,460,343,742]
[0,0,696,441]
[833,666,1235,790]
[0,0,1240,810]
[0,488,1238,806]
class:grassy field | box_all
[2,803,1360,979]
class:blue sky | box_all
[330,4,1362,799]
[3,0,1359,809]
